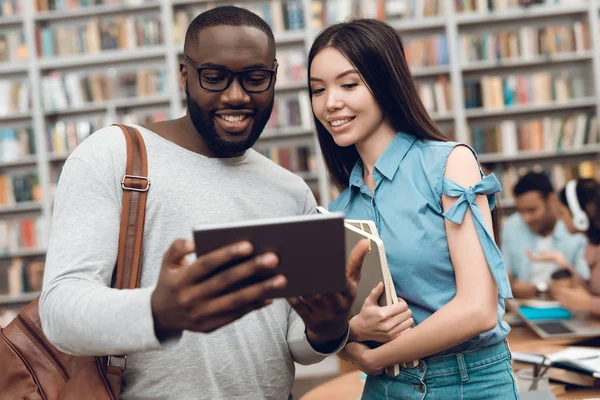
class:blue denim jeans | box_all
[361,340,519,400]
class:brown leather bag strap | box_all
[113,124,149,289]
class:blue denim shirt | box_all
[501,214,589,282]
[329,132,512,357]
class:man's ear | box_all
[547,192,558,212]
[180,63,187,91]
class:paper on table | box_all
[549,347,600,373]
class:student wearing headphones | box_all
[531,178,600,317]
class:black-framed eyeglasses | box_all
[184,55,277,93]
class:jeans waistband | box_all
[399,340,510,379]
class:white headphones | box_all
[565,180,589,231]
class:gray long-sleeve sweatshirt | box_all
[39,124,338,399]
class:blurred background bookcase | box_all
[2,0,600,325]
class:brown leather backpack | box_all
[0,125,149,399]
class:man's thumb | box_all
[163,239,195,268]
[347,239,369,284]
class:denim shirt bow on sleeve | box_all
[442,173,513,299]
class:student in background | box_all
[308,19,517,399]
[534,178,600,318]
[39,7,368,399]
[502,172,589,299]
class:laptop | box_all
[507,299,600,340]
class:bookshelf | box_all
[0,0,600,314]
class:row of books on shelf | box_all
[455,0,584,13]
[470,112,599,156]
[47,118,96,156]
[0,172,41,206]
[37,15,162,58]
[172,0,303,44]
[0,217,48,253]
[0,80,29,116]
[36,0,143,12]
[459,22,590,65]
[0,0,19,17]
[47,111,171,155]
[418,76,452,115]
[0,127,35,163]
[41,68,166,112]
[464,72,586,110]
[274,49,306,86]
[121,110,168,125]
[311,0,443,27]
[258,145,317,175]
[264,92,312,131]
[405,34,449,69]
[0,31,27,64]
[0,258,44,296]
[496,161,598,202]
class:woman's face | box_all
[555,201,578,234]
[309,47,388,148]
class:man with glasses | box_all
[39,6,369,399]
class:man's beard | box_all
[185,82,273,156]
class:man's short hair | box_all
[513,171,554,199]
[184,6,276,57]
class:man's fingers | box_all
[163,239,196,268]
[190,299,273,333]
[192,274,287,320]
[364,282,384,306]
[288,296,312,318]
[195,253,279,299]
[346,239,370,289]
[182,241,254,285]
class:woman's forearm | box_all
[366,298,496,370]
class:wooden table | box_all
[300,326,600,400]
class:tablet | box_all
[193,213,346,298]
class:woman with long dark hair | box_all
[308,19,517,399]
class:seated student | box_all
[537,178,600,317]
[502,172,589,299]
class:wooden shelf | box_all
[388,16,445,32]
[456,4,588,26]
[462,51,593,73]
[0,201,43,215]
[43,94,171,117]
[0,292,41,306]
[479,144,600,164]
[412,65,450,77]
[0,248,47,260]
[39,46,166,70]
[0,62,28,75]
[0,112,32,122]
[465,97,597,119]
[34,2,160,21]
[0,155,38,169]
[0,15,22,27]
